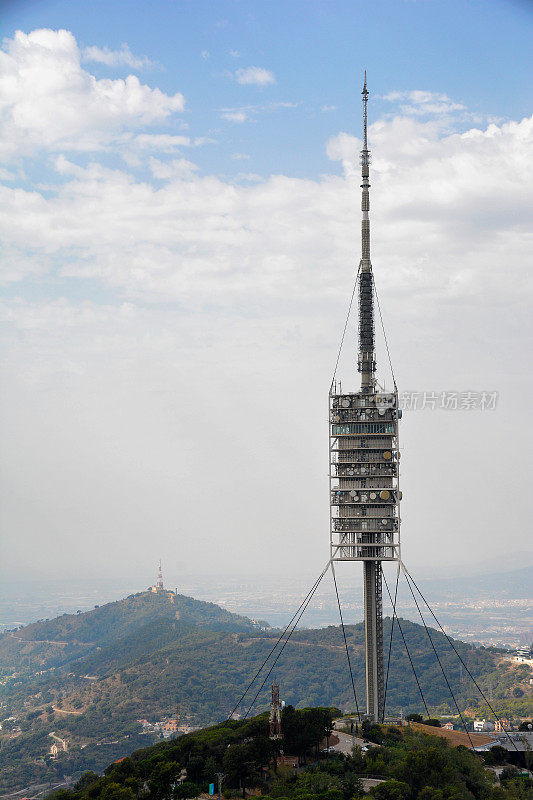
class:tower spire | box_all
[358,72,375,389]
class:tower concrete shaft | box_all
[329,74,401,723]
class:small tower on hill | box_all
[151,559,165,593]
[269,682,282,740]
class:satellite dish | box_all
[334,415,340,422]
[381,518,388,525]
[380,490,391,500]
[350,490,358,498]
[361,467,367,474]
[342,399,350,408]
[383,451,392,460]
[370,492,377,500]
[378,409,385,416]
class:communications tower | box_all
[329,75,401,721]
[269,682,282,739]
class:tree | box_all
[73,771,99,791]
[174,782,201,799]
[148,763,181,800]
[499,766,519,782]
[186,756,205,783]
[417,789,445,800]
[223,743,253,797]
[406,714,423,723]
[361,719,383,744]
[483,746,509,765]
[98,783,135,800]
[369,779,410,799]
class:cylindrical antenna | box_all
[358,72,375,389]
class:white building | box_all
[474,719,495,732]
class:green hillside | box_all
[0,590,531,792]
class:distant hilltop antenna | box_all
[151,560,165,593]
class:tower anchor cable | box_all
[331,562,361,721]
[228,558,331,720]
[401,563,524,759]
[382,571,430,718]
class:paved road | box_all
[0,781,71,799]
[330,731,378,755]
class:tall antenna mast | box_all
[329,74,401,722]
[358,72,375,390]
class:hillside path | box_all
[52,705,82,715]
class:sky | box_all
[0,0,532,597]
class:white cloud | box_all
[133,134,193,150]
[220,101,295,124]
[1,81,532,580]
[1,113,531,310]
[0,29,184,158]
[235,66,275,86]
[149,157,198,179]
[82,42,155,70]
[221,109,249,123]
[382,89,465,116]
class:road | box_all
[52,705,82,715]
[0,781,72,800]
[330,730,377,755]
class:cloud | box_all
[82,43,155,70]
[221,109,249,123]
[1,77,532,580]
[321,105,337,112]
[382,89,465,116]
[220,101,296,123]
[149,157,198,179]
[235,66,275,86]
[1,113,531,309]
[132,134,213,151]
[0,29,184,158]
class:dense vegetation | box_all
[1,591,531,792]
[45,709,533,800]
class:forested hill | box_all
[0,589,260,674]
[1,590,531,792]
